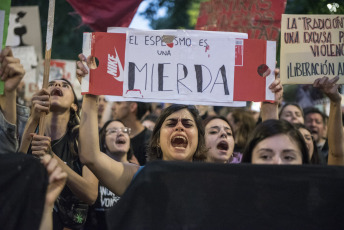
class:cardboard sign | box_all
[81,29,276,106]
[280,14,344,84]
[11,46,38,99]
[196,0,287,41]
[7,6,43,61]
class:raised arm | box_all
[30,133,98,204]
[0,47,25,124]
[314,76,344,165]
[261,69,283,121]
[78,54,139,196]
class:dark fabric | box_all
[29,132,87,230]
[131,127,152,165]
[50,132,87,230]
[66,0,142,32]
[0,153,47,230]
[84,184,121,230]
[318,139,329,163]
[107,161,344,230]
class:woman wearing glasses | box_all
[84,119,133,230]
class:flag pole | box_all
[39,0,55,135]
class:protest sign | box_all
[7,6,43,60]
[280,14,344,84]
[196,0,287,41]
[11,46,38,102]
[81,29,276,106]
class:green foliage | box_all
[141,0,207,29]
[142,0,344,29]
[285,0,344,14]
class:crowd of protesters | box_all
[0,45,343,230]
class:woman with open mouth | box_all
[77,54,208,197]
[84,119,133,230]
[203,116,235,164]
[19,79,98,230]
[79,91,207,196]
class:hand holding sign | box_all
[77,53,97,84]
[268,68,283,103]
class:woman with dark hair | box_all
[147,104,207,162]
[85,119,133,230]
[19,79,98,230]
[242,119,309,165]
[279,103,304,124]
[203,116,235,164]
[79,90,207,196]
[293,123,322,164]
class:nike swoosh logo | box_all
[113,46,124,82]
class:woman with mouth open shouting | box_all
[19,79,98,230]
[203,116,235,164]
[77,54,207,197]
[202,68,284,164]
[76,54,285,196]
[79,95,207,196]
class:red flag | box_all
[67,0,143,32]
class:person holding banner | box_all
[0,47,25,154]
[79,87,207,196]
[19,79,98,230]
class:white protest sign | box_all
[82,29,273,106]
[123,30,236,103]
[280,14,344,84]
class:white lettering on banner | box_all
[99,185,120,208]
[107,47,124,81]
[107,54,118,76]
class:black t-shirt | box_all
[84,183,120,230]
[29,131,87,230]
[131,127,152,165]
[50,132,83,197]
